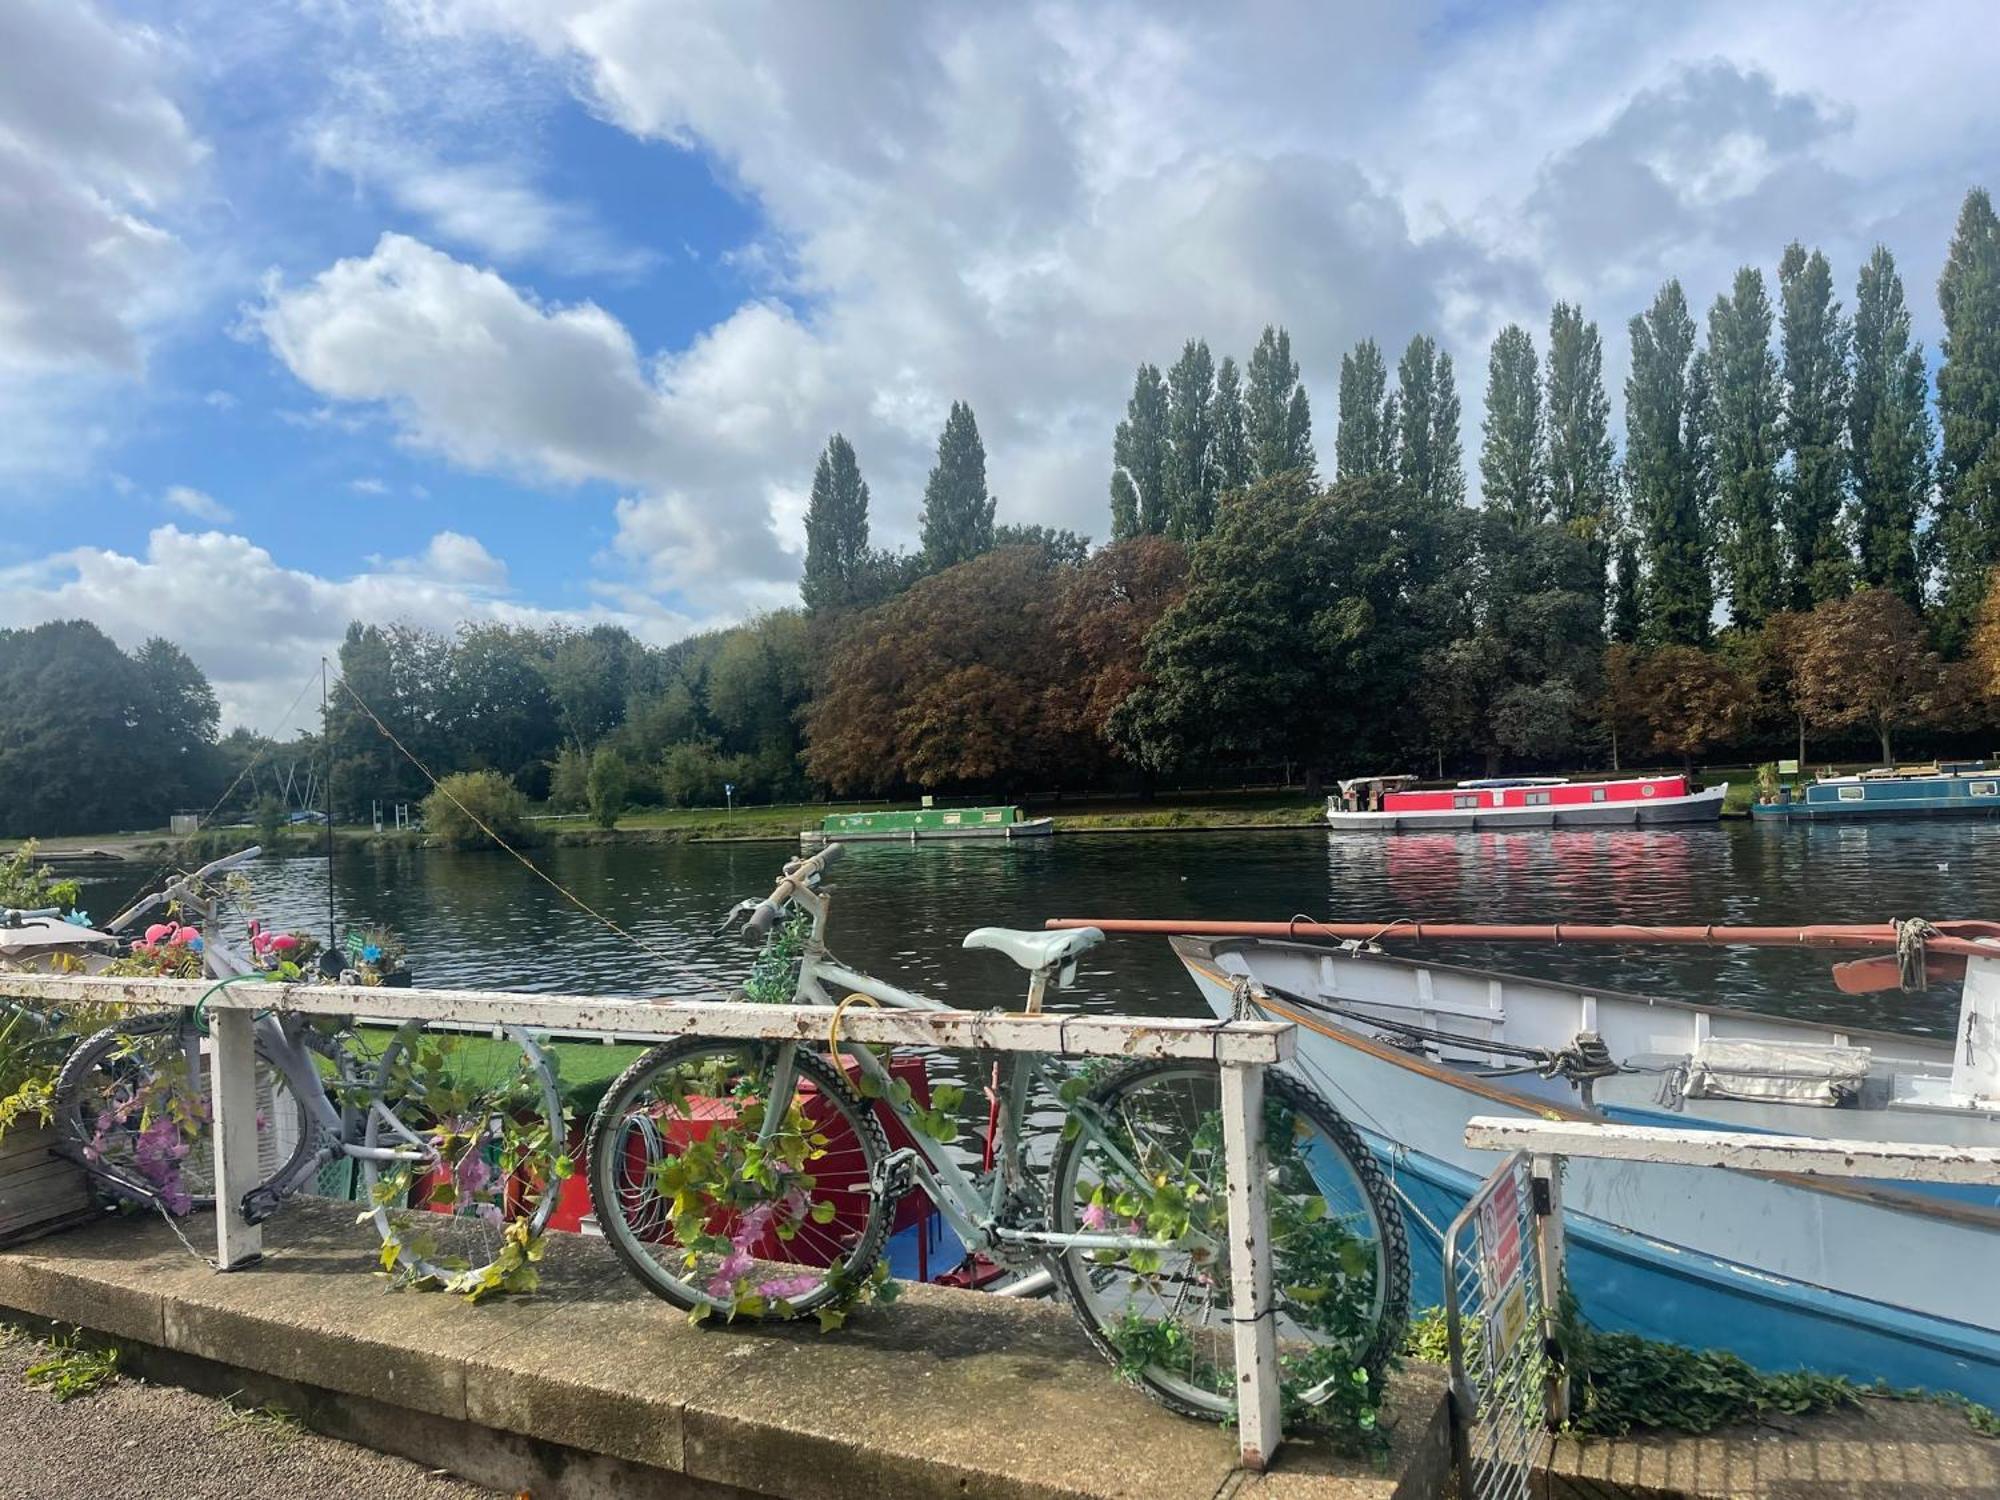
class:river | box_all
[76,820,1995,1042]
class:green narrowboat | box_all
[800,805,1055,846]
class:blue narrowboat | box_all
[1752,762,2000,821]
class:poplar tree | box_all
[1479,324,1544,525]
[1936,187,2000,651]
[1705,268,1785,626]
[1245,325,1315,478]
[1626,281,1713,645]
[1609,530,1644,644]
[801,433,872,611]
[1396,335,1464,510]
[1544,302,1616,596]
[1211,356,1251,494]
[1778,242,1853,606]
[1110,364,1169,539]
[1164,338,1218,540]
[1335,338,1397,480]
[1849,246,1932,608]
[919,401,995,570]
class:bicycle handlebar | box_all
[742,842,845,940]
[1,906,61,926]
[106,845,263,933]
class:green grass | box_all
[22,1331,119,1402]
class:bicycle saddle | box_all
[961,925,1104,974]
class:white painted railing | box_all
[0,972,1299,1469]
[1463,1117,2000,1184]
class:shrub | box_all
[253,795,286,849]
[586,747,629,829]
[546,744,588,813]
[421,771,527,850]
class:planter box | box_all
[0,1123,96,1247]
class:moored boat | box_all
[801,804,1054,847]
[1156,925,2000,1404]
[1329,772,1726,831]
[1754,761,2000,821]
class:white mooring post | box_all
[1220,1058,1281,1469]
[207,1008,264,1270]
[1530,1153,1569,1425]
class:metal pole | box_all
[1531,1153,1569,1426]
[322,658,336,952]
[1219,1058,1281,1469]
[208,1008,264,1270]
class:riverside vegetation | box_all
[7,189,2000,837]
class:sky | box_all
[2,0,1996,735]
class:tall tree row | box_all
[1706,268,1784,626]
[1936,189,2000,651]
[1335,338,1396,480]
[1778,243,1853,606]
[1849,247,1931,607]
[1626,281,1714,645]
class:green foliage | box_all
[993,524,1090,567]
[1211,356,1251,494]
[1481,324,1545,526]
[585,746,629,829]
[1935,188,2000,653]
[1851,247,1932,608]
[0,842,79,911]
[802,433,873,611]
[1400,1306,1451,1365]
[1246,324,1315,480]
[1164,338,1219,541]
[1707,267,1786,626]
[253,795,286,850]
[1397,334,1464,511]
[1562,1316,1858,1437]
[546,742,588,812]
[22,1332,120,1402]
[420,770,526,850]
[1545,302,1616,561]
[1336,338,1397,481]
[1778,242,1854,607]
[1627,280,1715,646]
[919,400,995,570]
[1111,363,1170,539]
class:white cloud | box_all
[0,526,680,732]
[0,1,203,467]
[349,476,390,495]
[162,485,232,523]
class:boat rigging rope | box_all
[1895,916,1941,991]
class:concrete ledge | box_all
[0,1201,1450,1500]
[1540,1400,2000,1499]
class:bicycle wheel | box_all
[357,1024,568,1297]
[1047,1060,1410,1422]
[54,1011,315,1215]
[584,1039,892,1321]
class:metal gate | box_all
[1442,1151,1559,1500]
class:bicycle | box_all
[49,849,569,1296]
[584,843,1410,1422]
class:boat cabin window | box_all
[1526,791,1551,806]
[1837,784,1866,802]
[1590,788,1607,802]
[1972,781,1998,797]
[1453,795,1478,809]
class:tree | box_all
[547,743,588,812]
[1597,643,1650,771]
[1970,567,2000,698]
[1636,646,1748,770]
[1705,268,1785,626]
[1792,589,1943,761]
[1480,325,1544,526]
[133,636,220,811]
[443,624,561,790]
[1626,281,1714,645]
[1608,530,1643,644]
[1163,338,1218,540]
[586,746,629,829]
[1045,536,1191,765]
[543,625,638,751]
[1111,473,1414,787]
[1849,246,1931,608]
[919,400,994,569]
[1336,338,1397,480]
[806,548,1082,792]
[1245,325,1315,479]
[1778,243,1853,606]
[1545,303,1616,557]
[802,434,872,611]
[1211,356,1251,494]
[1396,335,1464,511]
[993,524,1090,566]
[1935,188,2000,652]
[421,769,526,850]
[1110,364,1169,538]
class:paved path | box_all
[0,1324,500,1500]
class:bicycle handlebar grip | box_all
[743,899,783,940]
[818,841,845,867]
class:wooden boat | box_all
[1330,773,1726,831]
[1159,928,2000,1405]
[1754,761,2000,821]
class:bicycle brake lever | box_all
[715,898,760,935]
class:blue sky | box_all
[3,0,1997,731]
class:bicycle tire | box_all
[359,1024,566,1291]
[584,1038,892,1320]
[53,1010,316,1214]
[1045,1059,1411,1422]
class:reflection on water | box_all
[76,819,1997,1039]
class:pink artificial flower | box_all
[757,1274,822,1301]
[270,934,298,953]
[1080,1201,1110,1231]
[144,923,172,946]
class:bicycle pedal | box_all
[240,1185,284,1225]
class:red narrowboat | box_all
[1328,773,1727,831]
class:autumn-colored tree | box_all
[1044,536,1190,761]
[1791,589,1944,763]
[804,548,1085,793]
[1635,646,1749,770]
[1970,568,2000,698]
[1723,612,1812,768]
[1597,643,1651,771]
